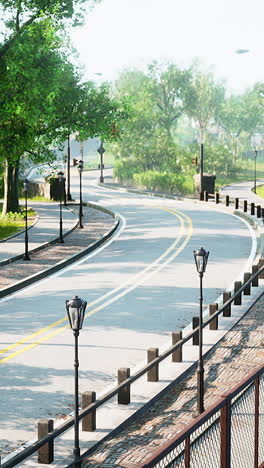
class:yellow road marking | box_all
[0,207,193,363]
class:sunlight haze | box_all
[70,0,264,92]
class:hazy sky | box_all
[70,0,264,92]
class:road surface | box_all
[0,170,256,458]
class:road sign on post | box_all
[97,142,105,183]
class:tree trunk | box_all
[2,159,20,214]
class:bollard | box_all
[172,331,182,362]
[256,205,261,218]
[118,368,130,405]
[199,192,204,201]
[235,197,239,209]
[252,265,259,287]
[225,195,229,207]
[82,391,96,432]
[243,272,251,295]
[262,208,264,219]
[192,316,199,345]
[258,258,264,279]
[215,193,219,204]
[38,419,54,464]
[204,191,208,201]
[209,303,218,330]
[251,202,255,216]
[147,348,159,382]
[234,281,242,305]
[243,200,247,212]
[223,291,231,317]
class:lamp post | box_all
[77,160,83,228]
[66,135,72,201]
[199,136,204,200]
[66,296,87,468]
[23,178,30,261]
[97,142,105,183]
[193,246,209,416]
[58,171,64,243]
[254,149,257,194]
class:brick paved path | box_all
[0,205,115,290]
[82,297,264,467]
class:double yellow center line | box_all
[0,207,193,364]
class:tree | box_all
[148,61,192,138]
[216,86,264,159]
[0,0,100,59]
[51,77,130,199]
[0,19,83,213]
[184,70,224,194]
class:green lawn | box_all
[256,185,264,198]
[0,204,36,241]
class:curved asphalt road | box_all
[0,170,256,456]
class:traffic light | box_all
[192,156,198,166]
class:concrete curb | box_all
[0,206,120,299]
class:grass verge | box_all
[0,204,37,241]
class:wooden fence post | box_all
[209,303,218,330]
[223,291,231,317]
[82,391,96,432]
[172,331,183,362]
[234,281,242,305]
[38,419,54,464]
[118,368,130,405]
[258,258,264,279]
[147,348,159,382]
[243,200,247,212]
[252,265,259,287]
[243,272,251,295]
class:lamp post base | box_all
[23,254,30,261]
[192,406,205,419]
[99,176,104,183]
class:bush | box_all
[113,160,140,183]
[133,171,193,195]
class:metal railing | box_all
[134,364,264,468]
[2,193,264,467]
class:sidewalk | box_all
[0,203,118,297]
[80,288,264,467]
[0,202,77,264]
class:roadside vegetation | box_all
[0,0,263,211]
[109,63,263,196]
[255,185,264,198]
[0,205,36,241]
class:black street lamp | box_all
[199,138,204,200]
[66,135,73,201]
[23,178,30,261]
[77,160,83,228]
[97,142,105,183]
[66,296,87,468]
[193,246,209,417]
[254,149,257,194]
[58,171,64,243]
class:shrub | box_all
[133,171,193,195]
